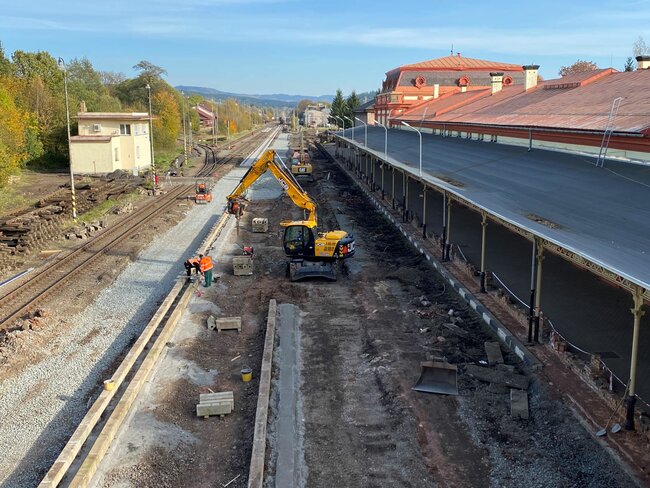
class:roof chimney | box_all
[490,72,504,94]
[636,55,650,70]
[523,65,540,90]
[433,83,440,99]
[79,100,87,113]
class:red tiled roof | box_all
[398,69,650,134]
[398,54,523,72]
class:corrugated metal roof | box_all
[399,54,523,71]
[398,69,650,134]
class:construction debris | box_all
[252,218,269,233]
[465,364,529,390]
[484,341,504,366]
[233,255,253,276]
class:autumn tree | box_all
[296,99,314,116]
[633,36,649,57]
[558,60,599,77]
[152,90,180,150]
[0,82,29,186]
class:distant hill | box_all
[175,85,334,108]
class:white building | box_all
[70,112,153,174]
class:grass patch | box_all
[0,187,32,214]
[78,190,141,224]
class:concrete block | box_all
[196,391,234,418]
[207,315,217,331]
[216,316,242,332]
[252,218,269,233]
[510,388,529,419]
[233,256,253,276]
[484,341,504,366]
[465,364,529,390]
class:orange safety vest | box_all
[199,256,213,272]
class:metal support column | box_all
[392,169,396,209]
[480,213,488,293]
[444,198,452,260]
[403,173,409,222]
[533,243,545,341]
[625,286,645,430]
[441,192,447,260]
[422,186,427,238]
[527,238,538,344]
[381,163,385,199]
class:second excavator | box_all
[226,149,355,281]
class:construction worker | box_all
[184,256,200,278]
[199,253,214,287]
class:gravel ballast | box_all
[0,173,251,487]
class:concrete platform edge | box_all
[248,299,277,488]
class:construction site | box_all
[0,124,648,488]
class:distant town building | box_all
[353,100,375,126]
[70,111,153,174]
[374,53,525,125]
[303,104,330,127]
[195,104,216,128]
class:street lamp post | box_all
[145,83,156,187]
[401,121,423,178]
[57,58,77,220]
[375,121,388,200]
[344,116,354,142]
[181,92,188,166]
[354,117,367,147]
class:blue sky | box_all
[1,0,649,96]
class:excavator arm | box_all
[227,149,318,226]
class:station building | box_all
[381,55,650,162]
[70,111,153,174]
[374,53,525,125]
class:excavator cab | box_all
[282,224,315,257]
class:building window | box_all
[114,148,119,161]
[136,146,140,159]
[120,124,131,135]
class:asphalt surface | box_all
[336,127,650,407]
[342,126,650,291]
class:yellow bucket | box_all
[241,367,252,383]
[103,379,115,391]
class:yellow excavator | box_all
[226,149,355,281]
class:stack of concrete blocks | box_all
[252,218,269,233]
[233,255,253,276]
[196,392,234,418]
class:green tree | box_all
[0,82,28,186]
[624,57,635,72]
[0,41,11,77]
[67,57,121,112]
[345,90,361,122]
[133,60,167,83]
[12,50,62,92]
[558,60,598,77]
[330,89,346,123]
[296,99,314,116]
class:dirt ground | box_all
[92,149,641,487]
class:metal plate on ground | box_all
[413,361,458,395]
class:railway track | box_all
[0,183,194,330]
[0,128,274,331]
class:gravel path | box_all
[0,170,254,487]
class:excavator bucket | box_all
[413,361,458,395]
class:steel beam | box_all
[625,286,646,430]
[480,213,488,293]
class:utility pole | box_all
[57,58,77,220]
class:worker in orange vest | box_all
[199,253,214,287]
[184,257,200,278]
